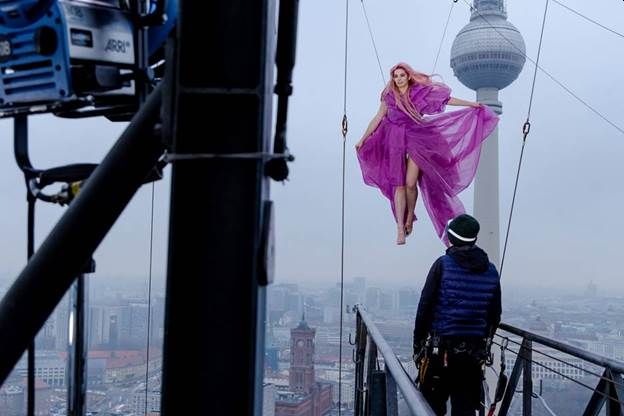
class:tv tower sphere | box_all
[450,0,526,91]
[448,0,526,269]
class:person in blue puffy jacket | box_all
[413,214,501,416]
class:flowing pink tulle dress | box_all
[356,82,499,240]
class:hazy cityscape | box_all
[263,277,624,415]
[0,271,622,415]
[0,277,165,416]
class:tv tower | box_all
[450,0,526,266]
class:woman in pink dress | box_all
[356,62,498,245]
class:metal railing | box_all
[495,323,624,416]
[352,306,624,416]
[353,305,436,416]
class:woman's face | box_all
[393,68,409,89]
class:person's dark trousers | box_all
[419,351,483,416]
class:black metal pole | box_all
[67,270,89,416]
[76,275,86,416]
[365,342,378,415]
[265,0,299,181]
[15,112,92,416]
[26,197,35,416]
[0,85,164,386]
[14,115,37,416]
[14,115,34,172]
[160,0,275,414]
[499,338,527,416]
[522,340,533,416]
[136,0,150,103]
[354,313,367,416]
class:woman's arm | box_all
[448,97,481,108]
[356,101,387,150]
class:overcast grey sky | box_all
[1,0,623,295]
[272,0,624,292]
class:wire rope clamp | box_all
[522,120,531,136]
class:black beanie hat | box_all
[446,214,480,246]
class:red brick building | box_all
[275,316,332,416]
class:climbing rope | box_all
[337,0,349,412]
[144,183,156,415]
[360,0,385,85]
[499,0,549,277]
[551,0,624,40]
[534,392,559,416]
[432,1,456,74]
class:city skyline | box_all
[0,273,621,415]
[264,277,624,415]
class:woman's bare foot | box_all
[397,226,406,245]
[405,221,413,236]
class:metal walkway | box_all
[352,305,624,416]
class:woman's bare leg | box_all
[405,157,420,235]
[394,186,407,245]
